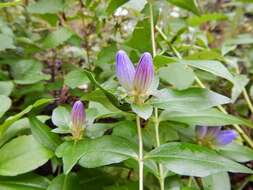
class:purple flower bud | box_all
[196,125,207,139]
[71,100,85,129]
[215,130,237,146]
[205,127,221,140]
[115,50,136,91]
[133,52,154,95]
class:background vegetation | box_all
[1,0,253,189]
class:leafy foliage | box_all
[0,0,253,189]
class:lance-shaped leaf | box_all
[151,88,231,112]
[159,109,253,128]
[145,142,253,177]
[79,136,138,168]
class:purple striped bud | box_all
[71,101,85,130]
[115,50,136,91]
[205,127,221,140]
[196,125,207,139]
[215,130,237,146]
[133,52,154,95]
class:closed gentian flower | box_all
[196,125,208,139]
[71,100,85,139]
[115,50,154,102]
[133,52,154,96]
[116,50,135,91]
[195,125,237,146]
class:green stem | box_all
[150,3,156,57]
[136,116,144,190]
[156,25,253,149]
[242,88,253,114]
[235,67,253,114]
[188,176,193,187]
[154,108,165,190]
[150,4,165,190]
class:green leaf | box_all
[27,0,65,14]
[125,12,152,53]
[11,60,50,85]
[0,173,50,190]
[153,55,177,68]
[0,135,53,176]
[146,142,253,177]
[231,75,249,102]
[0,34,15,51]
[0,98,53,136]
[0,95,11,118]
[218,142,253,162]
[42,27,73,49]
[0,116,48,148]
[76,168,116,189]
[87,123,115,138]
[47,173,81,190]
[158,64,195,90]
[83,69,130,111]
[95,43,117,65]
[64,70,89,89]
[0,118,30,147]
[29,117,61,151]
[225,34,253,45]
[185,50,225,62]
[79,136,138,168]
[56,140,89,174]
[167,0,200,15]
[187,13,227,26]
[0,0,22,8]
[104,182,138,190]
[51,106,71,128]
[0,81,14,96]
[202,172,230,190]
[222,34,253,55]
[180,60,234,82]
[106,0,128,15]
[159,108,253,128]
[151,88,230,112]
[131,103,153,120]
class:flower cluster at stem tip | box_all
[196,125,237,147]
[115,50,154,104]
[71,100,86,140]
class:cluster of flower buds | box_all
[196,125,237,147]
[71,100,85,140]
[115,50,154,103]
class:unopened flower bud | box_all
[71,100,85,139]
[133,52,154,96]
[115,50,135,91]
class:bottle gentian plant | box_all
[116,50,154,104]
[71,100,85,140]
[115,50,154,190]
[196,125,237,147]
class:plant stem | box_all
[149,3,165,190]
[136,116,144,190]
[188,176,193,187]
[149,3,156,57]
[235,67,253,114]
[242,88,253,114]
[154,108,165,190]
[155,25,253,149]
